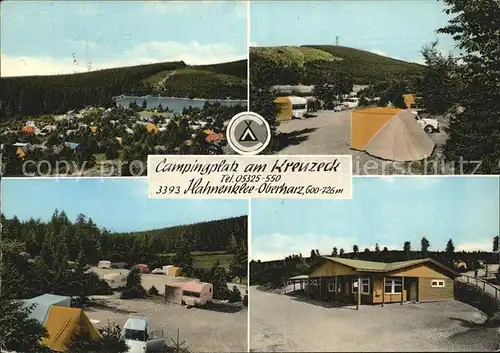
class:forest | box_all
[1,211,247,300]
[0,59,247,119]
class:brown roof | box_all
[310,257,460,278]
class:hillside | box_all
[0,59,247,119]
[250,45,424,85]
[104,215,248,256]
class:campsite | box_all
[249,177,500,352]
[273,108,448,175]
[0,179,249,353]
[249,0,500,175]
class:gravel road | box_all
[86,295,247,353]
[249,286,497,352]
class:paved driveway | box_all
[250,286,497,352]
[274,110,449,175]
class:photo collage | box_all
[1,1,499,353]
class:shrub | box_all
[148,285,159,296]
[120,287,146,300]
[455,281,500,317]
[228,286,242,303]
[242,294,248,307]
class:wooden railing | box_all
[458,274,500,300]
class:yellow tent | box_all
[403,94,416,108]
[274,97,293,122]
[90,126,98,134]
[42,306,100,352]
[167,266,181,276]
[16,147,26,159]
[203,129,215,135]
[115,137,123,145]
[351,107,435,162]
[146,122,159,133]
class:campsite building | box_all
[164,281,213,306]
[351,107,435,162]
[274,96,308,121]
[288,257,459,309]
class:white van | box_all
[98,260,111,269]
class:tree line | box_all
[0,59,247,119]
[250,236,500,289]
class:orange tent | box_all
[22,126,35,134]
[42,306,100,352]
[351,107,435,162]
[205,133,224,143]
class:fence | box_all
[459,274,500,300]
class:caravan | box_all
[98,260,111,269]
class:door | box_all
[147,330,165,352]
[409,281,417,302]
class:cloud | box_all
[1,40,245,77]
[125,40,245,65]
[369,50,405,61]
[251,233,357,261]
[144,1,246,18]
[456,242,492,252]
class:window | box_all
[182,290,201,298]
[292,104,306,110]
[123,329,147,342]
[328,282,335,292]
[431,280,445,288]
[385,278,402,294]
[352,278,370,294]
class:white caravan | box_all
[98,260,111,269]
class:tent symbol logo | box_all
[226,112,271,155]
[239,121,258,142]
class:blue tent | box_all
[64,142,80,150]
[23,294,71,324]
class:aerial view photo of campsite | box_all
[249,0,499,175]
[1,178,249,353]
[249,176,500,352]
[0,0,247,177]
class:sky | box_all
[1,178,248,232]
[0,0,247,77]
[250,0,457,64]
[251,177,500,261]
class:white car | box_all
[151,268,166,275]
[411,111,440,133]
[342,97,359,109]
[122,314,165,353]
[333,105,344,112]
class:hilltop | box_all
[0,59,247,119]
[250,45,424,85]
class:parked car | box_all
[411,111,440,133]
[122,314,165,353]
[333,105,344,112]
[342,97,359,109]
[151,268,166,275]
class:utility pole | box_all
[336,36,339,46]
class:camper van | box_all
[122,313,165,353]
[290,97,308,119]
[343,97,359,109]
[98,260,111,269]
[103,273,127,289]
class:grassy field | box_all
[251,45,424,84]
[143,68,245,87]
[251,46,341,67]
[159,251,234,269]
